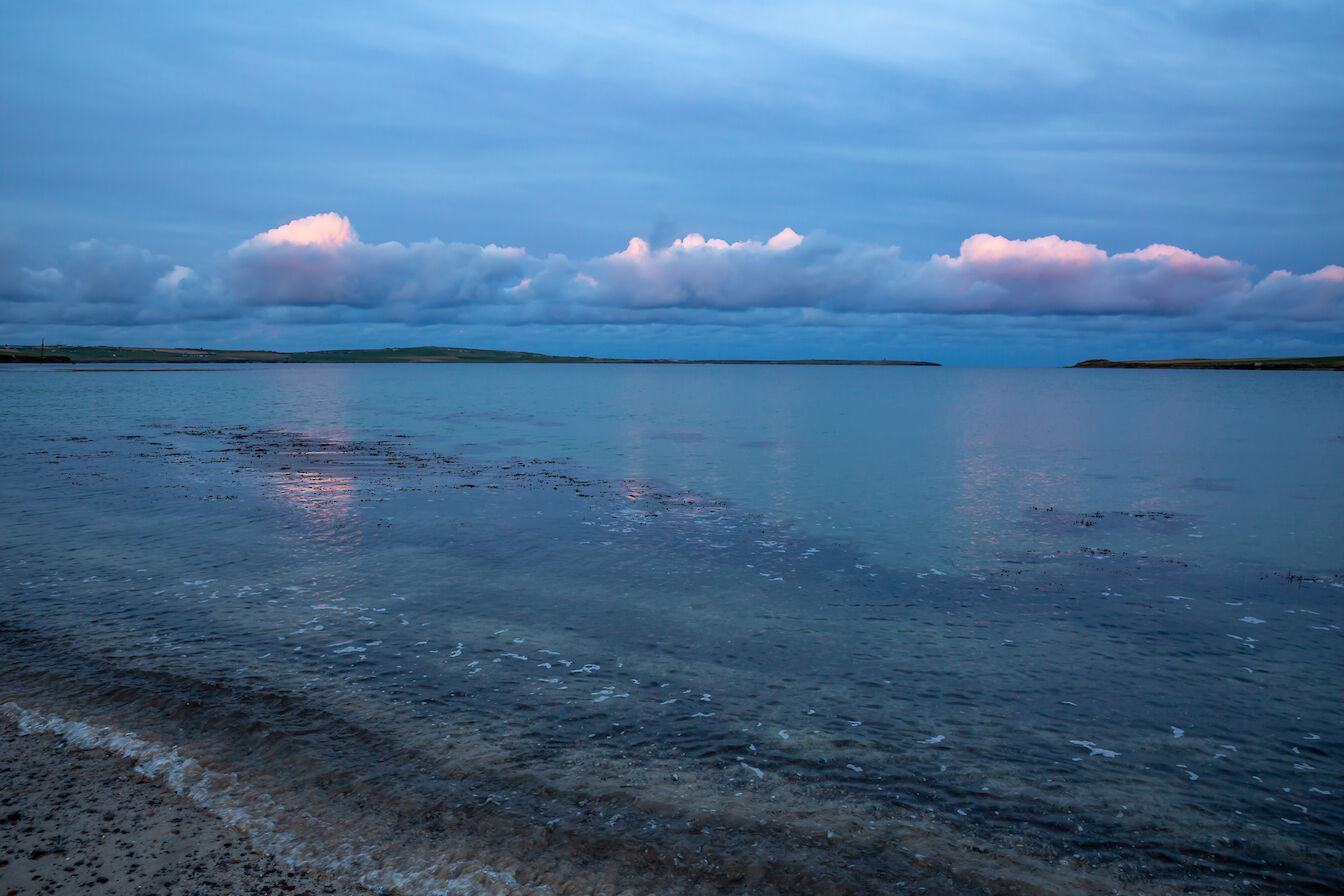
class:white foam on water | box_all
[1240,617,1266,624]
[1069,740,1119,758]
[1,702,548,896]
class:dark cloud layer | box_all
[3,214,1340,352]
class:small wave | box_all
[1,701,547,896]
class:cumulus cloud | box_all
[239,211,358,250]
[225,213,540,315]
[581,229,1337,325]
[1241,264,1344,322]
[915,234,1252,316]
[0,238,228,327]
[582,227,834,312]
[4,214,1341,341]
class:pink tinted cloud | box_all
[9,216,1338,337]
[206,219,1344,327]
[941,233,1105,272]
[923,234,1250,316]
[241,212,358,250]
[225,214,536,310]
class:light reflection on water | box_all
[269,469,359,523]
[9,363,1335,569]
[1,364,1342,894]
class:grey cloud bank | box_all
[3,213,1340,364]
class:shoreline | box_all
[1,718,377,896]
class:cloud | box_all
[917,235,1252,316]
[239,212,359,250]
[1242,264,1344,322]
[582,227,826,312]
[4,215,1341,343]
[568,228,1295,324]
[0,238,229,327]
[225,214,540,316]
[31,240,179,305]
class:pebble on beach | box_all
[0,723,375,896]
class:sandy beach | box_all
[0,720,376,896]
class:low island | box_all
[0,344,939,365]
[1073,356,1343,370]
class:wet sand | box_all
[0,721,376,896]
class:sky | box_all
[1,1,1341,365]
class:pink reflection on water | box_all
[256,428,368,535]
[267,469,360,530]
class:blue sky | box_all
[2,1,1341,364]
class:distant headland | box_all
[1073,356,1343,370]
[0,344,939,366]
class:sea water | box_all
[1,364,1340,894]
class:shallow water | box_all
[2,364,1341,894]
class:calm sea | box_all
[2,364,1341,894]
